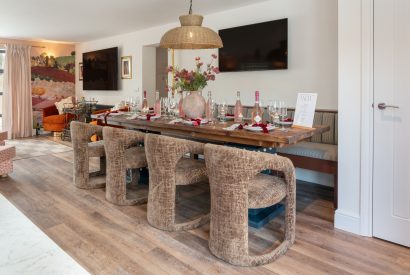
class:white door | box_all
[373,0,410,247]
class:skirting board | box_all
[334,209,361,235]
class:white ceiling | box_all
[0,0,269,43]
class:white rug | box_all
[0,194,88,275]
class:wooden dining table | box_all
[93,113,330,149]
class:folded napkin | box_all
[223,124,241,131]
[168,119,182,124]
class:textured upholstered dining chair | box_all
[145,134,209,231]
[204,144,296,267]
[103,127,148,206]
[71,121,106,189]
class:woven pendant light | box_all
[160,0,223,49]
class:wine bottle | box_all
[251,91,263,124]
[142,90,149,113]
[205,91,213,120]
[234,91,243,123]
[154,90,161,116]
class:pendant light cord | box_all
[189,0,193,14]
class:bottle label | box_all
[254,115,261,123]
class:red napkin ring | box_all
[146,114,157,121]
[251,123,269,133]
[190,118,202,126]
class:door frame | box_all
[360,0,374,237]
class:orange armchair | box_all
[42,105,65,132]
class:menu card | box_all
[293,93,318,128]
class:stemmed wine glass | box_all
[268,100,279,125]
[218,101,228,124]
[278,101,288,132]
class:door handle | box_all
[378,103,400,110]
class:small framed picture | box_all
[79,62,83,81]
[121,56,132,79]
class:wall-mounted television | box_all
[218,19,288,72]
[83,47,118,90]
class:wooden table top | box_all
[94,114,330,148]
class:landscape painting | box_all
[31,51,75,111]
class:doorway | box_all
[373,0,410,247]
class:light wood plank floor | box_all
[0,147,409,274]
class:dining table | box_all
[93,112,330,228]
[92,113,330,149]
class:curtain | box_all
[3,44,33,139]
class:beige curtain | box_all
[3,44,33,139]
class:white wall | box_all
[76,0,338,109]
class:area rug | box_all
[0,194,88,274]
[6,138,72,160]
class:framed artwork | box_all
[121,56,132,79]
[79,62,83,81]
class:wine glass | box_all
[218,101,228,123]
[208,99,217,125]
[168,96,178,119]
[268,100,279,125]
[278,101,288,132]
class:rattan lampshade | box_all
[160,14,223,49]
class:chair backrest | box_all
[144,134,205,170]
[102,126,145,149]
[204,143,295,189]
[70,121,103,147]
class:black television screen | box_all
[219,19,288,72]
[83,47,118,90]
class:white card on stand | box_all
[293,93,318,128]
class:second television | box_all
[83,47,118,91]
[219,19,288,72]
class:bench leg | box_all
[334,169,338,210]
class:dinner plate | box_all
[135,114,161,120]
[181,119,209,126]
[244,125,276,132]
[276,121,293,126]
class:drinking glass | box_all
[168,96,178,119]
[161,97,169,118]
[268,100,279,125]
[278,101,288,132]
[218,101,228,123]
[208,99,217,125]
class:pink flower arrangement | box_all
[167,54,220,92]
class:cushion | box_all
[248,173,287,209]
[277,141,338,162]
[88,140,105,157]
[55,97,73,114]
[0,145,16,162]
[42,114,65,124]
[175,158,207,186]
[124,146,147,169]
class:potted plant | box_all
[168,54,219,119]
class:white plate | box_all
[244,125,276,132]
[181,119,209,126]
[135,114,161,120]
[277,121,293,126]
